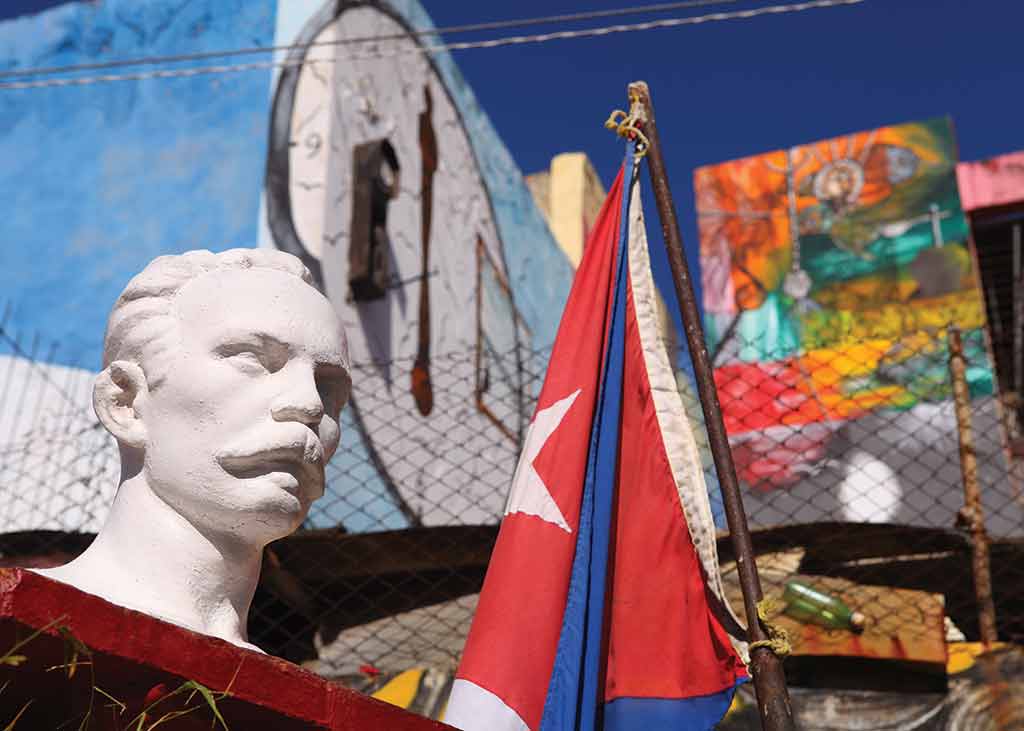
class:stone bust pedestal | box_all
[3,250,453,725]
[0,568,453,729]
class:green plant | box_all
[1,619,237,731]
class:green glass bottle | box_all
[782,581,865,632]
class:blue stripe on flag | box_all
[604,684,741,731]
[539,146,636,731]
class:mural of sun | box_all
[693,118,994,495]
[695,119,956,318]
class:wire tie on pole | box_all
[748,597,792,659]
[602,98,649,159]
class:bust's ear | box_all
[93,360,149,449]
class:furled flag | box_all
[444,149,749,731]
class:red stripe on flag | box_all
[455,167,627,731]
[603,276,747,702]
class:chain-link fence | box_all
[250,345,547,674]
[0,322,538,682]
[691,325,1024,677]
[2,314,1023,700]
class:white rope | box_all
[0,0,864,91]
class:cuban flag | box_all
[445,150,749,731]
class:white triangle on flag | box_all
[503,389,581,533]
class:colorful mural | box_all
[0,0,574,534]
[262,0,573,529]
[695,119,1015,530]
[0,0,575,679]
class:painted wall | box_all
[0,0,277,368]
[0,0,278,534]
[261,0,573,529]
[525,152,607,269]
[694,118,1019,533]
[957,150,1024,213]
[0,0,573,534]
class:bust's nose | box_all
[271,364,324,426]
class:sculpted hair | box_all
[103,249,318,386]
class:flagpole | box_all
[626,80,796,731]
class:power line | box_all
[0,0,742,81]
[0,0,865,92]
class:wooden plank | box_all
[0,568,455,730]
[722,569,948,691]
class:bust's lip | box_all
[216,436,325,498]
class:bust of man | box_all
[35,249,351,651]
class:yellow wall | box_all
[527,152,677,352]
[527,152,606,269]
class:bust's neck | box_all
[35,472,265,651]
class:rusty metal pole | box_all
[947,326,999,646]
[627,81,795,731]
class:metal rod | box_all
[627,80,795,731]
[1012,222,1022,399]
[929,203,945,248]
[985,285,1004,347]
[947,326,999,645]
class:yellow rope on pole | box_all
[603,96,650,158]
[748,598,792,659]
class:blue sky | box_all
[428,0,1024,333]
[4,0,1023,336]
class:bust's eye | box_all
[227,350,267,372]
[217,344,272,374]
[217,337,289,374]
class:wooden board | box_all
[722,564,949,690]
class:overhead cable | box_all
[0,0,743,81]
[0,0,865,92]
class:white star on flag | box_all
[504,389,581,533]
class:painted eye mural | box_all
[265,1,531,528]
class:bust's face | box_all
[140,267,350,543]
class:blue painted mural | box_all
[0,0,278,367]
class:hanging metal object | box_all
[348,139,400,302]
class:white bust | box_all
[35,249,350,651]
